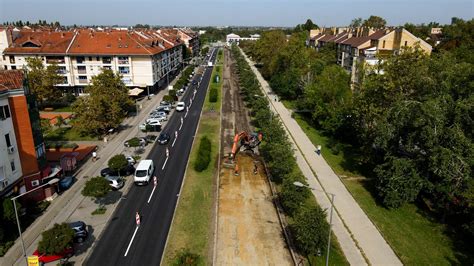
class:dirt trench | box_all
[215,47,292,265]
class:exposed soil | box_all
[215,47,292,265]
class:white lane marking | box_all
[185,111,188,118]
[147,185,157,204]
[179,123,183,131]
[172,138,177,147]
[162,157,169,170]
[124,226,139,257]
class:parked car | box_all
[124,137,147,147]
[100,163,135,177]
[176,102,186,112]
[59,176,74,191]
[155,106,170,113]
[153,111,167,117]
[157,132,171,145]
[148,115,167,122]
[139,122,161,132]
[33,247,74,264]
[145,118,162,125]
[69,221,88,243]
[125,155,136,165]
[104,175,125,190]
[160,101,172,109]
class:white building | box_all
[1,28,185,95]
[226,33,260,45]
[0,76,23,193]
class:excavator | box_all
[223,131,263,168]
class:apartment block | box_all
[1,27,189,95]
[176,28,200,57]
[0,70,52,201]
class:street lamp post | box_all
[293,181,335,266]
[12,178,60,264]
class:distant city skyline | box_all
[0,0,472,27]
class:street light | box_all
[12,178,60,264]
[293,181,335,266]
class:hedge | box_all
[194,136,212,172]
[209,88,218,103]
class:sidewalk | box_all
[2,71,189,266]
[241,49,402,266]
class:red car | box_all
[33,247,74,263]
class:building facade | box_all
[1,28,185,95]
[0,70,50,201]
[226,33,261,45]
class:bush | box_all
[172,249,203,266]
[91,206,107,215]
[38,223,74,255]
[194,136,212,172]
[291,205,330,256]
[82,176,111,199]
[209,88,218,103]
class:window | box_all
[102,66,112,70]
[102,57,112,64]
[10,161,15,172]
[118,66,130,74]
[5,133,11,147]
[118,56,129,64]
[57,66,67,74]
[9,56,15,64]
[0,105,11,120]
[88,56,93,61]
[76,56,85,64]
[78,76,87,84]
[78,65,86,74]
[11,66,16,70]
[96,57,100,61]
[404,41,408,46]
[382,40,386,49]
[2,55,5,61]
[60,76,68,84]
[31,180,40,187]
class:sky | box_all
[0,0,472,27]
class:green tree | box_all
[26,57,62,107]
[279,173,311,216]
[362,15,387,29]
[350,17,363,27]
[291,205,329,256]
[2,198,20,223]
[37,223,74,255]
[201,46,209,56]
[82,176,111,199]
[295,19,319,32]
[375,156,423,208]
[108,154,128,177]
[72,70,133,136]
[55,116,64,128]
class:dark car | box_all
[192,80,198,85]
[100,163,135,177]
[58,176,74,191]
[69,221,88,243]
[157,132,171,145]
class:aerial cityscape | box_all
[0,0,472,265]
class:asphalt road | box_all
[86,48,218,266]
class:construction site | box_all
[214,47,293,265]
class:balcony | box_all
[78,76,88,84]
[102,57,112,64]
[46,56,65,64]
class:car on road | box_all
[176,102,186,112]
[33,247,74,264]
[192,80,198,85]
[100,164,135,177]
[157,132,171,145]
[104,175,125,190]
[69,221,88,243]
[134,159,155,185]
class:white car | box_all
[145,119,162,126]
[176,102,186,112]
[149,115,167,122]
[125,155,136,165]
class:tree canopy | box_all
[26,57,62,107]
[72,69,133,136]
[38,223,74,255]
[362,15,387,29]
[108,154,129,177]
[82,176,111,199]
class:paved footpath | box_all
[1,70,189,266]
[241,49,402,266]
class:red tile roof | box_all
[4,31,75,54]
[0,70,24,91]
[341,36,371,47]
[369,30,389,40]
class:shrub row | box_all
[231,45,330,257]
[194,136,212,172]
[209,88,218,103]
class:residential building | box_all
[176,28,200,57]
[308,27,432,85]
[0,70,53,202]
[1,28,185,95]
[226,33,261,45]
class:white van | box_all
[134,159,154,185]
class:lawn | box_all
[163,50,223,265]
[44,127,97,141]
[288,108,467,265]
